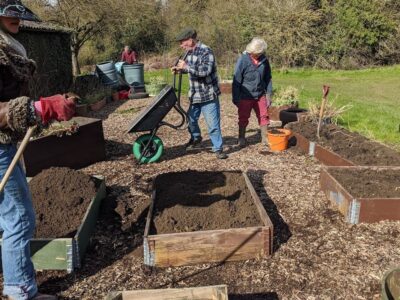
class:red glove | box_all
[36,94,76,124]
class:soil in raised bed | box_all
[151,171,263,234]
[328,168,400,198]
[29,167,97,238]
[288,121,400,166]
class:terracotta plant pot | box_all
[112,92,119,101]
[75,103,88,117]
[89,98,106,111]
[267,128,292,152]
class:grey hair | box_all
[245,37,267,55]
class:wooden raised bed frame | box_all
[24,116,106,176]
[105,285,228,300]
[144,172,273,267]
[290,131,355,166]
[0,176,106,272]
[320,166,400,224]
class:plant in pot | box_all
[83,90,108,111]
[146,76,167,97]
[269,85,299,121]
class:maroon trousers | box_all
[237,95,270,127]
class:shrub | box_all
[272,86,299,106]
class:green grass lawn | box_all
[145,65,400,150]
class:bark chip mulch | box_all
[0,96,398,300]
[29,167,97,238]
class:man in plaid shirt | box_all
[172,27,228,159]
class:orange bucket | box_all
[267,128,292,151]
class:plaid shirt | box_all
[185,42,221,104]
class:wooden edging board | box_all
[290,130,354,166]
[320,166,400,224]
[0,176,106,272]
[143,171,273,267]
[24,117,106,177]
[105,285,228,300]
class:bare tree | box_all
[46,0,109,75]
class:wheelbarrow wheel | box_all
[133,134,164,163]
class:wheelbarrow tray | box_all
[127,85,177,133]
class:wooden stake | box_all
[0,126,36,194]
[317,85,330,139]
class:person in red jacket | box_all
[121,45,137,64]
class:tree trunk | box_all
[71,46,81,76]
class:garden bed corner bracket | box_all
[66,241,74,273]
[309,142,316,156]
[348,199,360,224]
[143,238,155,266]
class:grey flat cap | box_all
[176,27,197,41]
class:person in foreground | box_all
[232,37,273,147]
[0,1,75,299]
[171,27,228,159]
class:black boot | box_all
[238,127,246,147]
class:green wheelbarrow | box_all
[382,268,400,300]
[127,52,189,164]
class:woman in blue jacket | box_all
[232,37,272,146]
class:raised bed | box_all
[287,121,400,166]
[105,285,228,300]
[0,175,106,272]
[144,171,273,267]
[24,117,106,176]
[320,166,400,223]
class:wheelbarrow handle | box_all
[173,51,190,90]
[173,50,190,67]
[0,126,36,194]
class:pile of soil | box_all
[152,171,263,234]
[288,121,400,165]
[29,167,97,238]
[328,168,400,198]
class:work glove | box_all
[34,94,76,124]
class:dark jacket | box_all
[232,53,272,104]
[0,36,39,144]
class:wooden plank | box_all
[243,172,274,255]
[105,285,228,300]
[76,177,106,265]
[359,198,400,223]
[144,171,273,267]
[292,132,310,154]
[314,144,354,167]
[0,176,106,271]
[243,172,273,228]
[30,239,72,271]
[0,238,72,271]
[148,226,269,267]
[24,117,106,176]
[320,166,400,223]
[320,168,353,219]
